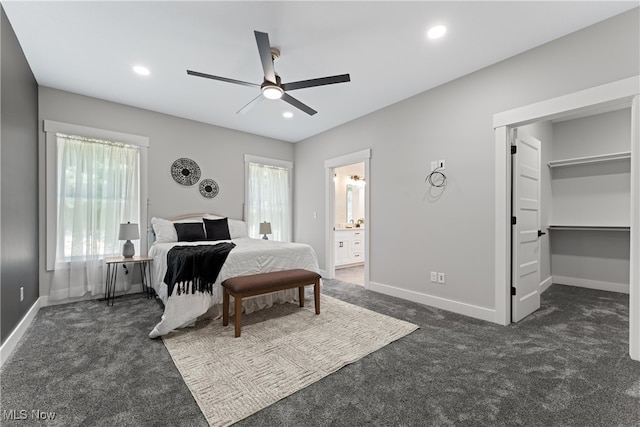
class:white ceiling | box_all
[3,1,637,142]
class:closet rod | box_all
[547,151,631,168]
[548,225,630,232]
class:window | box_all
[45,120,148,273]
[55,133,140,263]
[244,155,293,242]
[44,121,148,299]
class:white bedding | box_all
[148,237,321,337]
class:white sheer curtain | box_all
[246,161,292,242]
[52,134,140,299]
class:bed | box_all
[147,213,321,338]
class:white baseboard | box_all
[0,297,45,368]
[553,275,629,294]
[540,276,553,294]
[368,281,496,323]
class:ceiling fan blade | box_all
[254,31,276,83]
[187,70,260,88]
[281,93,317,116]
[236,94,264,114]
[282,74,351,91]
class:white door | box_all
[511,132,542,322]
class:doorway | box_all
[494,76,639,360]
[334,162,366,286]
[324,149,371,286]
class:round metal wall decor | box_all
[199,179,219,199]
[171,158,201,186]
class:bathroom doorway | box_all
[334,162,366,286]
[324,149,371,287]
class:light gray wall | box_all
[1,6,39,343]
[550,230,630,285]
[551,109,631,226]
[38,87,293,298]
[293,9,639,310]
[552,108,631,159]
[549,108,631,286]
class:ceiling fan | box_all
[187,31,351,116]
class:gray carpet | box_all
[1,281,639,426]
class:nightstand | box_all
[104,256,153,305]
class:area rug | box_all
[162,294,418,427]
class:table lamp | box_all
[259,222,272,240]
[119,222,139,258]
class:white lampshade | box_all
[259,222,272,235]
[119,222,140,240]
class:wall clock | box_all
[171,158,201,186]
[199,179,219,198]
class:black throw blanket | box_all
[164,243,236,297]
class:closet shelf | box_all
[548,225,630,232]
[547,151,631,168]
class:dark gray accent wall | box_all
[1,6,39,344]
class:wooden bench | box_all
[222,269,321,337]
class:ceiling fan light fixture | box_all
[262,85,284,100]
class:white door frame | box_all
[493,75,640,361]
[324,149,371,285]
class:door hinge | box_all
[511,216,517,225]
[511,145,517,155]
[511,287,516,296]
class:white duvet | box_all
[148,237,321,338]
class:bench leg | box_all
[299,286,305,307]
[234,295,242,338]
[314,279,320,315]
[223,289,229,326]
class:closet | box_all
[546,108,631,293]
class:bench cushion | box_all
[222,269,320,294]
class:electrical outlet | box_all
[430,161,437,171]
[437,272,446,284]
[20,286,24,302]
[438,159,446,170]
[430,271,438,282]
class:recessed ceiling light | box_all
[133,65,150,76]
[427,25,447,40]
[283,111,294,119]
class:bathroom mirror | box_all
[346,183,365,225]
[346,185,353,223]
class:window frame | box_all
[44,120,149,271]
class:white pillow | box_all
[228,219,249,239]
[151,217,177,243]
